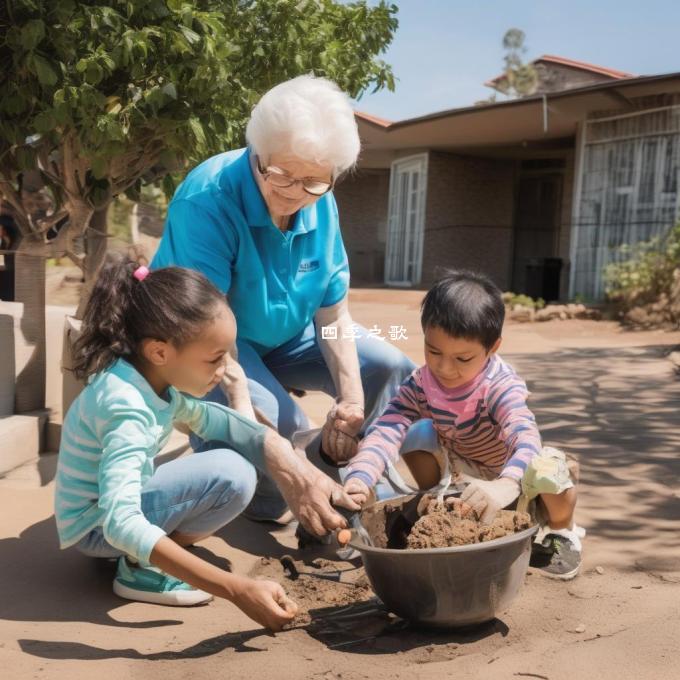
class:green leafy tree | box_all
[0,0,398,284]
[490,28,538,98]
[0,0,397,413]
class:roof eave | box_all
[373,71,680,132]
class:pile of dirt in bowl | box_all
[361,493,533,550]
[406,496,532,549]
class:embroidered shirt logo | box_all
[298,259,320,272]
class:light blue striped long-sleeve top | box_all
[54,358,268,564]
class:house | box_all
[485,54,634,96]
[335,57,680,301]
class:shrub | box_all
[604,223,680,307]
[502,292,545,310]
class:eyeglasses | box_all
[255,156,333,196]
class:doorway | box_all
[385,154,428,286]
[511,165,564,300]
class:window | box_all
[571,104,680,300]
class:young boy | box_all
[343,269,582,579]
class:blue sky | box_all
[353,0,679,121]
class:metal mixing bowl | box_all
[349,494,539,629]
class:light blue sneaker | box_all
[113,557,213,606]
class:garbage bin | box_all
[525,257,562,302]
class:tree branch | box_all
[61,132,89,201]
[0,179,32,236]
[37,145,64,187]
[62,249,85,271]
[34,208,69,235]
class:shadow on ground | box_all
[17,608,508,661]
[509,344,680,569]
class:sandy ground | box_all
[2,286,680,680]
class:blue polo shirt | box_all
[151,147,350,356]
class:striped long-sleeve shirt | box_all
[55,358,268,564]
[345,355,542,488]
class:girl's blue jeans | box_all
[74,447,257,560]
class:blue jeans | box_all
[74,448,257,559]
[191,322,417,518]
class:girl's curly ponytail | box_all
[72,253,226,380]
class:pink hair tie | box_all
[133,265,149,282]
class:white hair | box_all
[246,75,360,177]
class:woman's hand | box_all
[264,430,360,536]
[231,576,298,631]
[460,477,521,524]
[321,401,364,463]
[343,477,371,506]
[314,297,365,463]
[282,468,360,536]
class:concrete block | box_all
[0,313,15,416]
[0,411,48,476]
[0,298,45,414]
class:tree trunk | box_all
[84,204,109,282]
[75,203,108,319]
[13,238,46,413]
[131,202,140,244]
[64,204,110,415]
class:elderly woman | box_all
[152,76,416,524]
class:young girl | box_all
[343,270,583,580]
[55,255,352,629]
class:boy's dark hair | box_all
[420,269,505,350]
[72,253,226,380]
